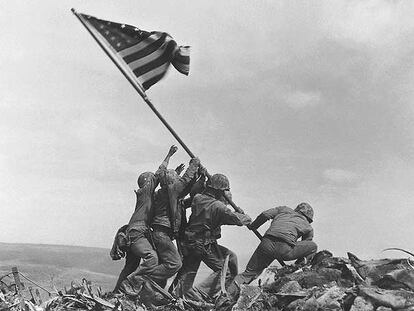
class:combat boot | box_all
[119,276,144,297]
[294,257,306,266]
[215,294,235,310]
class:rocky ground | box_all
[229,250,414,311]
[0,250,413,311]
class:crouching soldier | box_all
[226,203,317,300]
[116,145,178,294]
[172,174,251,300]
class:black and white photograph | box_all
[1,1,414,310]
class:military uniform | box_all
[114,167,164,292]
[149,157,200,286]
[227,205,317,298]
[173,192,251,299]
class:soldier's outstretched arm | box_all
[153,145,178,186]
[174,157,200,194]
[248,206,288,230]
[218,206,251,227]
[234,212,252,226]
[159,145,178,169]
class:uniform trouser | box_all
[113,228,159,290]
[227,237,317,298]
[173,241,238,299]
[126,229,159,280]
[149,229,182,287]
[113,250,140,292]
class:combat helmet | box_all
[137,172,155,188]
[207,174,230,191]
[295,202,314,223]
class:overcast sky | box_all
[1,0,414,265]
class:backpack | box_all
[109,224,129,260]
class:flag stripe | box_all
[142,73,165,90]
[123,33,170,64]
[171,46,190,75]
[174,54,190,65]
[128,40,171,71]
[139,62,170,83]
[118,32,163,58]
[132,41,176,77]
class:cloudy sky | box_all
[1,0,414,265]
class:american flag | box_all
[77,12,190,90]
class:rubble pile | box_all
[230,250,414,311]
[0,276,148,311]
[0,250,413,311]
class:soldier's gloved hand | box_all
[110,248,124,261]
[244,214,252,226]
[198,164,208,176]
[175,163,185,175]
[168,145,178,156]
[190,157,201,166]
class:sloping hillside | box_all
[0,242,123,292]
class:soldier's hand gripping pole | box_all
[221,190,286,267]
[221,191,263,240]
[201,169,267,242]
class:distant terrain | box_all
[0,242,216,295]
[0,242,123,292]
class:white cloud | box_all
[323,168,358,183]
[285,91,322,109]
[321,1,414,45]
[315,157,414,258]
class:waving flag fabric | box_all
[76,12,190,90]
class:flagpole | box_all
[143,98,195,158]
[71,9,281,257]
[71,8,195,158]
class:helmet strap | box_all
[204,187,222,199]
[216,189,226,200]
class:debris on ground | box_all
[0,250,413,310]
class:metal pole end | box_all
[71,8,77,14]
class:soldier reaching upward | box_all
[144,155,201,288]
[116,145,178,294]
